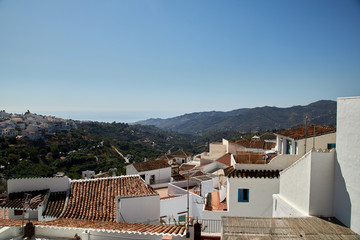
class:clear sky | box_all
[1,0,359,122]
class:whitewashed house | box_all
[275,125,336,155]
[1,177,70,221]
[126,160,171,185]
[273,96,360,235]
[157,150,193,165]
[0,110,10,119]
[1,127,18,137]
[202,154,301,221]
[273,149,336,218]
[1,175,162,224]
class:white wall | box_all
[0,226,22,239]
[228,177,279,217]
[140,168,172,185]
[225,140,245,155]
[334,96,360,234]
[201,180,216,197]
[7,177,70,193]
[125,164,138,175]
[272,194,306,217]
[118,195,160,224]
[161,182,204,222]
[234,154,301,171]
[277,150,336,217]
[200,161,222,173]
[168,181,197,195]
[279,152,312,214]
[8,209,38,220]
[309,151,335,216]
[209,143,226,159]
[276,133,336,156]
[160,194,204,224]
[161,195,188,224]
[203,177,279,220]
[297,133,336,156]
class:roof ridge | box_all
[71,175,140,182]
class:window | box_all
[327,143,336,150]
[150,174,155,185]
[238,189,249,202]
[178,214,186,222]
[286,139,292,154]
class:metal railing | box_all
[199,219,222,233]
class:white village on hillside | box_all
[0,96,359,239]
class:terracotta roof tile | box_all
[277,125,336,140]
[216,154,232,166]
[0,218,186,236]
[132,160,170,172]
[225,167,279,179]
[1,189,48,210]
[43,191,67,218]
[157,150,192,161]
[61,176,158,222]
[168,150,192,158]
[233,140,276,150]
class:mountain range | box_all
[135,100,337,134]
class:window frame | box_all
[238,189,249,202]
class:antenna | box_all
[313,125,316,149]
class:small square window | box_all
[238,189,249,202]
[178,214,186,222]
[327,143,336,150]
[14,210,23,215]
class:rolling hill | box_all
[135,100,336,134]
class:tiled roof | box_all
[190,171,207,178]
[132,160,170,172]
[223,166,235,177]
[40,219,186,235]
[170,150,192,158]
[43,191,67,218]
[62,176,158,222]
[0,194,7,205]
[277,125,336,140]
[234,140,276,150]
[216,154,232,166]
[157,150,192,161]
[0,218,186,236]
[1,189,48,210]
[225,167,280,179]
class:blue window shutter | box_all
[238,189,249,202]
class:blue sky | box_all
[0,0,359,122]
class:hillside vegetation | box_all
[136,100,336,133]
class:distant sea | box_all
[35,111,182,124]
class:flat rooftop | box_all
[221,216,358,240]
